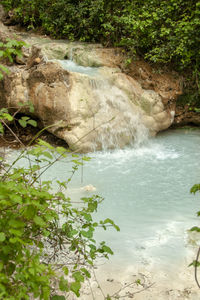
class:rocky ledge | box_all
[1,5,197,152]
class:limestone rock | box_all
[1,58,175,152]
[0,30,183,152]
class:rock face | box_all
[174,106,200,126]
[0,11,183,152]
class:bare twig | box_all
[1,119,25,147]
[92,268,106,299]
[110,280,155,299]
[195,246,200,288]
[30,117,115,185]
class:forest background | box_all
[2,0,200,106]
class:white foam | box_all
[144,221,183,249]
[57,59,99,76]
[90,140,180,167]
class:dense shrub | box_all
[2,0,200,72]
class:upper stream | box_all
[43,128,200,274]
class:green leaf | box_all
[27,119,37,127]
[80,268,91,278]
[81,229,93,238]
[9,219,24,228]
[114,224,120,231]
[191,184,200,194]
[0,122,4,133]
[59,277,69,292]
[0,262,3,271]
[37,139,54,150]
[62,267,69,276]
[21,116,30,121]
[2,113,13,121]
[190,226,200,232]
[102,245,114,255]
[18,119,27,128]
[0,64,9,74]
[9,229,23,237]
[28,102,35,113]
[135,279,141,285]
[56,147,66,155]
[0,233,5,242]
[82,213,92,222]
[33,216,46,227]
[72,271,84,282]
[70,281,81,297]
[189,260,200,267]
[23,205,36,219]
[42,151,53,159]
[9,194,22,204]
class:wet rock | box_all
[0,25,184,152]
[1,48,179,152]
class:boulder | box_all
[0,31,183,152]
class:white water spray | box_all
[57,59,149,150]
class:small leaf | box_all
[190,226,200,232]
[189,260,200,267]
[21,116,30,121]
[18,119,27,128]
[0,232,5,242]
[102,245,114,255]
[80,268,91,278]
[70,281,81,297]
[33,216,46,227]
[190,184,200,194]
[37,139,54,150]
[27,119,37,127]
[9,229,23,237]
[0,123,4,133]
[72,271,84,282]
[0,64,9,74]
[59,276,69,292]
[2,113,13,121]
[42,151,53,159]
[29,103,35,113]
[62,266,69,276]
[9,219,24,228]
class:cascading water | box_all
[19,53,199,297]
[89,80,149,149]
[57,59,149,151]
[54,59,200,275]
[58,59,99,76]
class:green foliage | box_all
[0,108,14,133]
[18,116,37,128]
[2,0,200,104]
[0,104,37,136]
[190,183,200,233]
[2,0,200,69]
[190,182,200,288]
[0,39,26,62]
[0,38,26,79]
[0,110,119,299]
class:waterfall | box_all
[57,59,149,151]
[88,78,149,150]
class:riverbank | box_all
[51,257,199,300]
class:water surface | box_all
[47,128,200,272]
